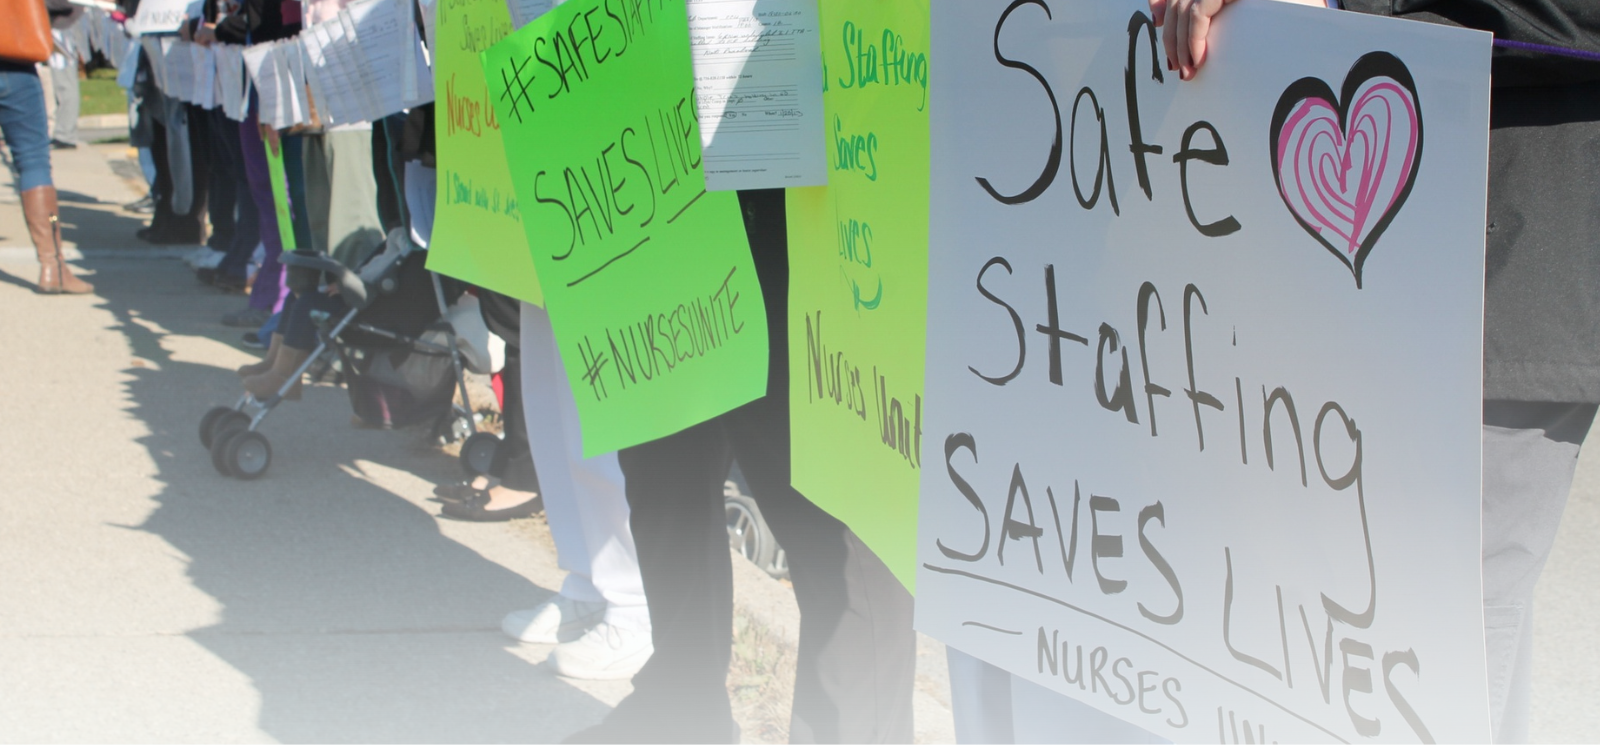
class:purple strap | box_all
[1493,38,1600,63]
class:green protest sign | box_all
[787,0,930,591]
[266,143,296,251]
[481,0,767,456]
[424,0,545,305]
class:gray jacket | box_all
[1345,0,1600,402]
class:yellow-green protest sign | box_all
[481,0,767,456]
[788,0,930,590]
[425,0,544,305]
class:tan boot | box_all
[243,345,310,400]
[22,186,93,295]
[238,333,284,377]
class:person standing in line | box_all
[567,190,916,744]
[1,0,92,294]
[44,0,82,149]
[1155,0,1599,741]
[198,0,301,332]
[498,301,654,681]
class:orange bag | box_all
[0,0,53,64]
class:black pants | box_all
[615,189,915,743]
[202,108,239,253]
[479,289,537,492]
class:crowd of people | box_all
[2,0,1597,742]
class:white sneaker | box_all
[550,622,654,681]
[501,596,604,644]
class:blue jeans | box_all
[0,66,52,192]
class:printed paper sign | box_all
[787,0,929,591]
[689,0,827,190]
[915,2,1492,741]
[481,0,767,456]
[424,0,546,305]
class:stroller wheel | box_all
[200,407,248,449]
[460,432,501,477]
[211,427,245,476]
[223,431,273,480]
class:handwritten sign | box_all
[915,2,1492,741]
[688,0,827,190]
[786,0,929,591]
[481,0,767,456]
[424,0,546,305]
[126,0,188,35]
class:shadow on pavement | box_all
[87,258,613,742]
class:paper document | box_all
[687,0,827,190]
[505,0,552,28]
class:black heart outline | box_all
[1268,51,1423,289]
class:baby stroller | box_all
[197,230,496,479]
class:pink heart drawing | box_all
[1269,52,1422,289]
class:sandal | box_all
[441,490,543,522]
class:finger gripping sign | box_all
[481,0,768,456]
[916,1,1492,741]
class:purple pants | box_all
[239,98,288,312]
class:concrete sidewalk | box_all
[0,142,956,742]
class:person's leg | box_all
[302,132,332,255]
[491,346,536,490]
[281,134,313,251]
[509,304,651,679]
[371,115,406,233]
[0,67,91,294]
[146,114,176,234]
[50,56,78,146]
[217,118,259,285]
[183,103,212,244]
[138,146,156,187]
[204,109,237,254]
[323,128,384,267]
[735,187,915,744]
[403,161,435,248]
[162,95,194,224]
[238,101,286,316]
[725,389,915,744]
[589,418,738,743]
[511,304,644,616]
[242,291,341,399]
[1481,400,1597,743]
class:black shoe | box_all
[51,139,79,150]
[240,331,266,350]
[439,489,543,521]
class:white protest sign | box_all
[915,1,1492,742]
[126,0,189,35]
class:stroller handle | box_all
[280,250,370,308]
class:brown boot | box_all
[238,333,284,377]
[22,186,93,295]
[243,345,311,401]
